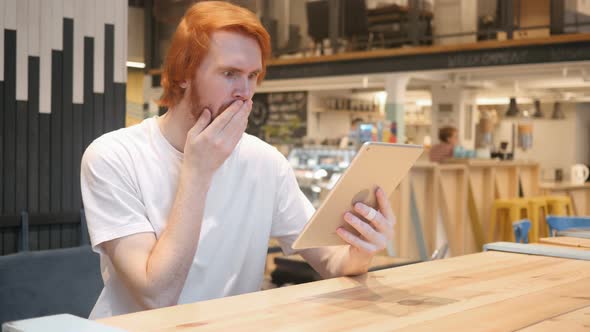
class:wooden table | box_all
[99,251,590,331]
[558,229,590,239]
[271,255,419,286]
[539,236,590,249]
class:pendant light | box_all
[551,101,566,119]
[533,99,544,118]
[505,97,520,117]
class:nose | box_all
[232,76,253,101]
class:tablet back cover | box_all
[292,143,423,249]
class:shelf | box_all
[312,108,381,115]
[405,122,432,126]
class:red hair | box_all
[159,1,271,108]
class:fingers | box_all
[336,227,379,254]
[343,212,386,246]
[205,99,248,134]
[353,202,392,235]
[220,100,252,138]
[189,109,211,135]
[375,187,395,223]
[343,186,396,255]
[214,102,250,152]
[186,109,212,145]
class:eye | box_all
[248,72,259,80]
[223,71,236,78]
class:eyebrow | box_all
[219,66,261,76]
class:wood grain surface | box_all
[99,251,590,331]
[539,237,590,250]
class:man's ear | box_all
[179,80,189,89]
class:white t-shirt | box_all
[80,116,314,319]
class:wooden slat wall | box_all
[0,0,128,255]
[4,29,16,214]
[62,18,73,212]
[50,48,63,213]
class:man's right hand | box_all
[183,99,253,178]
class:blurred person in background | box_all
[429,126,458,162]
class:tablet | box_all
[292,142,423,249]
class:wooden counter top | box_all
[540,182,590,190]
[99,251,590,331]
[441,159,538,167]
[539,236,590,249]
[519,305,590,331]
[413,162,438,169]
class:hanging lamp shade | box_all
[551,101,566,119]
[533,99,544,118]
[505,97,520,117]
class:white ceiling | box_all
[259,61,590,103]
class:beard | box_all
[188,83,235,122]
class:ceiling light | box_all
[505,97,521,117]
[416,99,432,107]
[551,102,565,119]
[126,61,146,69]
[533,99,544,118]
[476,97,509,105]
[375,91,387,105]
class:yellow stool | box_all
[489,198,530,242]
[545,196,574,216]
[526,197,549,241]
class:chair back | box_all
[0,245,102,325]
[546,215,590,236]
[512,219,531,244]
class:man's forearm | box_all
[141,172,211,308]
[301,246,371,279]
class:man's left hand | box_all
[336,186,395,264]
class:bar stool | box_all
[489,198,529,242]
[512,219,532,244]
[527,197,549,241]
[545,196,574,216]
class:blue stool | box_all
[513,219,531,244]
[546,215,590,237]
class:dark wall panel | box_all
[29,228,39,251]
[104,24,115,134]
[114,83,127,129]
[83,37,95,150]
[93,94,104,139]
[50,50,63,213]
[78,37,95,211]
[72,104,84,210]
[3,30,17,214]
[38,225,50,250]
[61,224,77,248]
[38,114,51,214]
[27,57,40,213]
[50,225,61,248]
[15,101,28,212]
[61,18,74,211]
[0,80,4,215]
[1,20,126,254]
[2,232,16,255]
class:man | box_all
[339,117,364,148]
[81,1,395,319]
[429,126,458,162]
